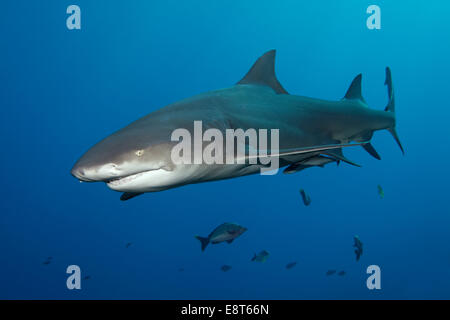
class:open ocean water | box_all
[1,0,449,299]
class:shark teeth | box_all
[107,172,145,186]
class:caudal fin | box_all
[194,235,209,251]
[384,67,405,154]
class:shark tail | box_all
[194,235,209,251]
[384,67,404,155]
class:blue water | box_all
[1,0,449,299]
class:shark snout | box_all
[71,161,122,182]
[70,164,87,181]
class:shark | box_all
[71,50,403,201]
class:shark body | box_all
[71,50,403,200]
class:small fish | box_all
[178,268,185,272]
[251,250,270,263]
[285,262,297,269]
[221,265,232,272]
[83,275,91,280]
[284,156,336,174]
[299,189,311,206]
[338,271,346,276]
[42,260,51,265]
[195,223,247,251]
[377,185,384,199]
[326,270,336,276]
[353,235,363,261]
[125,242,132,248]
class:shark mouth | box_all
[105,167,176,192]
[106,171,149,187]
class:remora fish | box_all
[195,223,247,251]
[71,50,403,200]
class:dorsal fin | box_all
[237,50,289,94]
[343,74,365,102]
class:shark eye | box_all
[135,150,144,157]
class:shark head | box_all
[70,125,189,193]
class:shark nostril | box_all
[70,162,86,178]
[105,163,121,176]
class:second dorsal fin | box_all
[237,50,289,94]
[343,74,365,102]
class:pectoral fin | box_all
[120,192,143,201]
